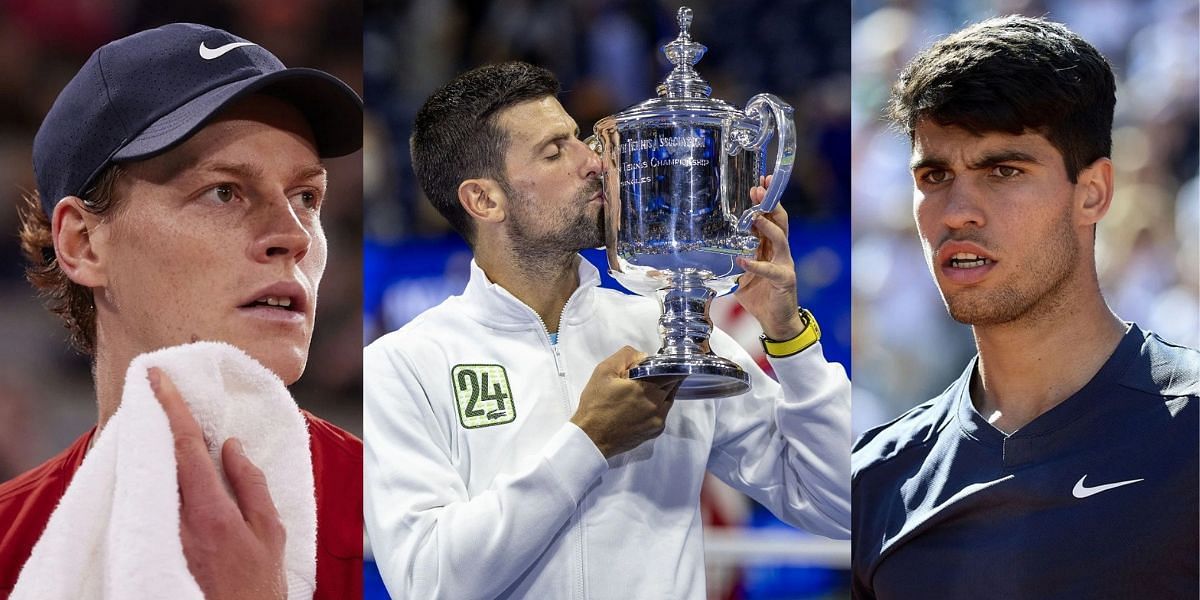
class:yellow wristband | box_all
[760,308,820,357]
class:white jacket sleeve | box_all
[706,333,852,539]
[363,342,609,599]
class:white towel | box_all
[12,341,317,599]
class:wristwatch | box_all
[760,308,820,357]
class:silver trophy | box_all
[589,6,795,399]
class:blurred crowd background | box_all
[363,1,851,598]
[0,0,364,482]
[851,0,1200,436]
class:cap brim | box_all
[112,67,362,162]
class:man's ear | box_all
[1075,157,1114,227]
[458,178,508,225]
[52,197,108,288]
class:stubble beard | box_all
[939,208,1080,327]
[505,179,605,274]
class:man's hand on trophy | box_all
[735,175,807,341]
[571,346,684,458]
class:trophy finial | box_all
[658,5,711,98]
[677,7,692,37]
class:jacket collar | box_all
[459,254,601,331]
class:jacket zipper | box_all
[531,294,587,600]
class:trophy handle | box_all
[736,93,795,232]
[586,126,625,276]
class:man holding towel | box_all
[0,24,363,599]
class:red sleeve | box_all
[0,430,93,599]
[304,411,363,600]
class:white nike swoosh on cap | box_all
[198,41,257,60]
[1072,475,1144,499]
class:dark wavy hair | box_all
[887,15,1115,182]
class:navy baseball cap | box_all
[33,22,363,215]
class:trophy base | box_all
[629,354,750,400]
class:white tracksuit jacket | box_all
[364,257,850,600]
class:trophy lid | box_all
[656,7,712,99]
[599,5,743,128]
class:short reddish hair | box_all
[18,165,125,354]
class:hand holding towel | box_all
[12,341,317,599]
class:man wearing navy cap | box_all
[0,24,363,599]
